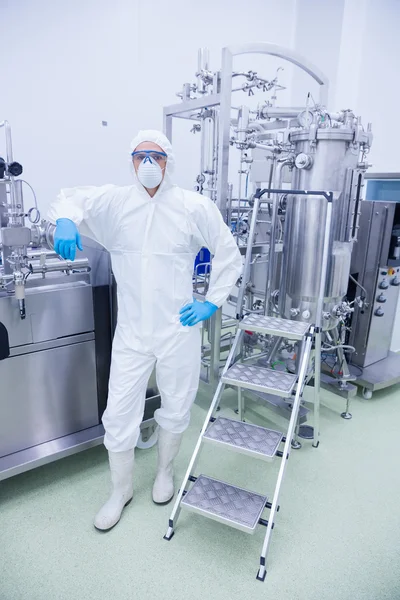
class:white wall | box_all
[291,0,345,107]
[0,0,297,214]
[335,0,400,172]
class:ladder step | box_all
[222,363,297,398]
[204,417,283,461]
[240,314,310,340]
[181,475,268,534]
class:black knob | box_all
[7,161,23,177]
[374,307,384,317]
[377,294,386,303]
[379,279,389,290]
[391,276,400,287]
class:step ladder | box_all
[164,313,314,581]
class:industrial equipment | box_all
[164,43,373,431]
[348,195,400,398]
[162,42,376,581]
[0,121,159,481]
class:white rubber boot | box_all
[94,449,135,531]
[152,429,182,504]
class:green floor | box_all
[1,385,399,600]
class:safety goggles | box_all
[131,150,168,163]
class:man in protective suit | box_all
[48,130,243,531]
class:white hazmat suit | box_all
[48,130,243,529]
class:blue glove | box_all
[180,299,218,326]
[54,218,83,261]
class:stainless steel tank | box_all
[280,125,369,330]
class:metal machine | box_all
[348,196,400,398]
[164,43,373,434]
[0,121,159,481]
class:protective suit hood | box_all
[130,129,175,194]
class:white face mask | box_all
[137,158,164,189]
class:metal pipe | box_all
[202,113,215,176]
[249,143,275,153]
[225,43,329,106]
[236,194,261,318]
[237,149,244,217]
[3,179,23,227]
[197,48,210,95]
[248,121,266,132]
[234,118,297,132]
[198,47,210,71]
[265,336,283,367]
[315,199,333,328]
[0,122,19,226]
[237,106,250,145]
[313,331,322,448]
[264,159,291,315]
[216,48,233,218]
[0,121,14,163]
[312,197,333,448]
[213,106,219,192]
[199,119,205,184]
[329,326,352,382]
[237,387,244,421]
[212,71,220,94]
[261,107,304,119]
[27,250,59,260]
[29,258,90,274]
[227,183,233,229]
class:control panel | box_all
[375,267,400,314]
[366,265,400,363]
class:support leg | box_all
[291,413,302,450]
[237,387,245,421]
[257,332,313,580]
[341,395,352,420]
[266,336,283,366]
[313,331,321,448]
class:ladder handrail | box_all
[257,327,314,580]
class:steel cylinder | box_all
[280,129,363,330]
[201,114,215,175]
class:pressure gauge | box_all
[295,153,313,170]
[297,110,314,128]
